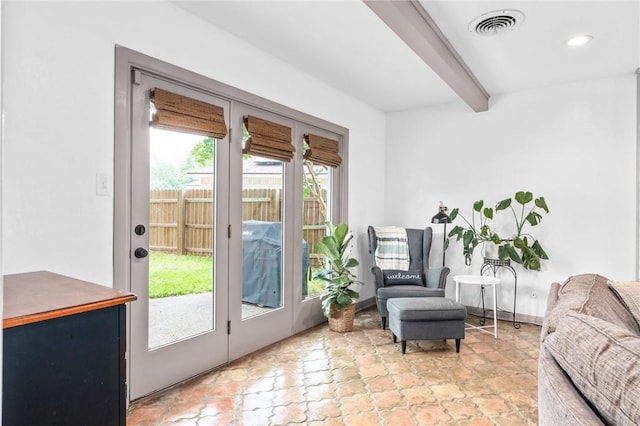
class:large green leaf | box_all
[483,207,494,219]
[532,240,549,259]
[344,258,359,268]
[473,200,484,212]
[490,233,502,245]
[526,211,543,226]
[495,198,512,211]
[463,229,474,247]
[515,191,533,205]
[315,237,338,259]
[504,244,522,264]
[513,237,526,249]
[336,293,353,307]
[528,256,541,271]
[449,208,459,221]
[535,196,550,213]
[448,225,463,239]
[334,223,348,247]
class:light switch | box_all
[96,173,112,196]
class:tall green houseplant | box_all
[314,222,360,317]
[448,191,550,270]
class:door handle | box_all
[134,248,149,259]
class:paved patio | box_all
[148,293,271,348]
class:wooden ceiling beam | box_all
[364,0,490,112]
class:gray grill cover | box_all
[242,221,309,307]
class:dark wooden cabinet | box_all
[3,271,136,426]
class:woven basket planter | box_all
[328,303,355,333]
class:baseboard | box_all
[465,306,543,326]
[356,297,377,312]
[357,297,543,326]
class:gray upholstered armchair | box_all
[368,226,450,329]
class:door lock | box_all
[134,248,148,259]
[134,225,146,236]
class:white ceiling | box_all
[174,1,640,113]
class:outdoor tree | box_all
[303,161,328,219]
[150,156,197,190]
[191,127,252,166]
[191,137,215,167]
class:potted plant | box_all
[314,221,361,332]
[447,191,550,271]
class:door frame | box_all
[114,46,349,401]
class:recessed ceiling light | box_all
[566,34,593,47]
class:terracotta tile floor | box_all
[128,307,541,425]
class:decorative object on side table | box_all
[314,221,361,332]
[431,201,452,267]
[447,191,550,270]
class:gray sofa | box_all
[538,274,640,425]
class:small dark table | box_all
[3,271,136,426]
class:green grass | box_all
[149,252,213,298]
[149,252,327,299]
[307,275,325,298]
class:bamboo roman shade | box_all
[303,134,342,168]
[150,88,227,139]
[243,115,295,162]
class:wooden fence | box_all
[149,188,326,264]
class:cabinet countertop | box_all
[3,271,137,329]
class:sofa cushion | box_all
[544,313,640,425]
[609,281,640,331]
[543,274,640,339]
[538,348,607,426]
[383,269,423,286]
[387,297,466,321]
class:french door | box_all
[227,105,293,360]
[115,47,347,400]
[128,74,230,399]
[125,72,317,399]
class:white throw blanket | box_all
[374,226,410,271]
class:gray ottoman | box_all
[387,297,467,354]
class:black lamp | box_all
[431,202,451,267]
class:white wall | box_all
[1,0,4,419]
[1,1,386,299]
[386,76,637,318]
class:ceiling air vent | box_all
[469,10,525,36]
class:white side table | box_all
[453,275,500,338]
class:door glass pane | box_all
[302,148,332,300]
[148,128,215,349]
[241,127,284,319]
